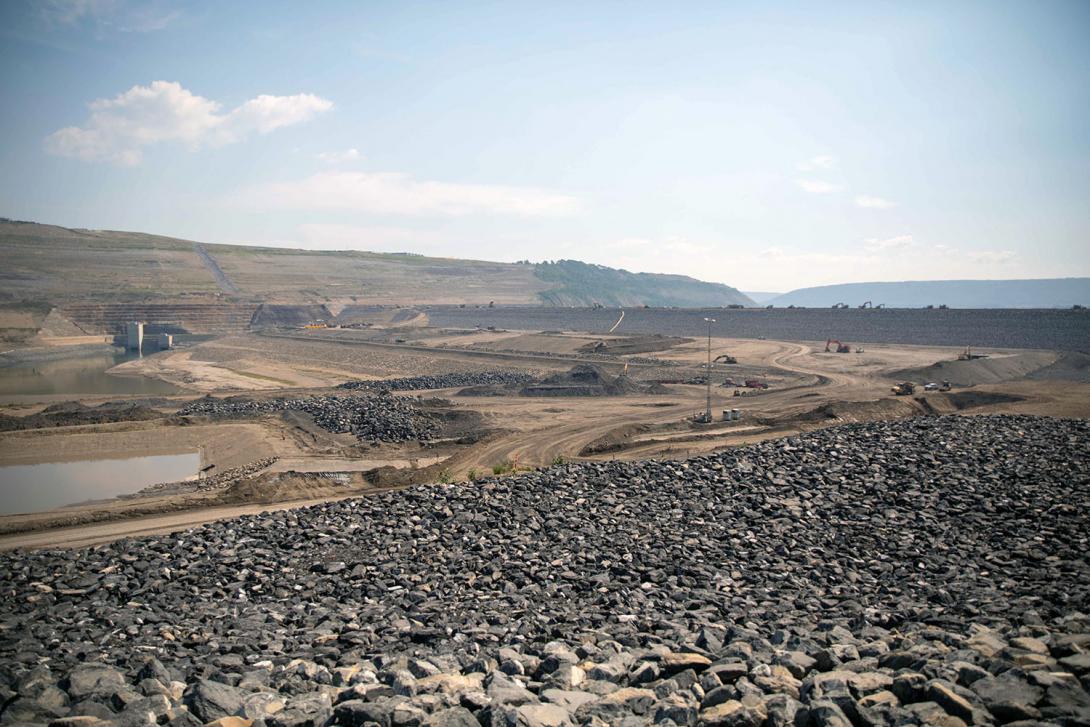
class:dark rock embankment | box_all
[338,372,534,393]
[0,401,165,432]
[179,393,438,443]
[1,415,1088,725]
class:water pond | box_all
[0,348,180,399]
[0,452,199,515]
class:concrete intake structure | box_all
[158,333,173,349]
[125,321,144,351]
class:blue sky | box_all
[1,0,1087,291]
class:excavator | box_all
[713,353,737,364]
[825,339,851,353]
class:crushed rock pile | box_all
[133,458,280,497]
[1,415,1088,726]
[179,393,438,443]
[338,372,534,392]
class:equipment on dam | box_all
[744,379,768,389]
[713,353,737,364]
[891,382,916,396]
[860,301,872,309]
[825,339,851,353]
[958,346,989,361]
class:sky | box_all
[1,0,1088,292]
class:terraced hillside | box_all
[0,220,752,308]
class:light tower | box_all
[703,317,716,422]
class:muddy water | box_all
[0,452,199,515]
[0,348,180,399]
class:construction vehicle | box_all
[939,380,951,392]
[825,339,851,353]
[859,301,872,309]
[713,353,737,364]
[891,382,915,396]
[832,302,849,309]
[744,379,768,389]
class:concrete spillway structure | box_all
[126,321,144,351]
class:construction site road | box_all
[0,494,364,551]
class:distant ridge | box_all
[0,220,751,308]
[768,278,1090,309]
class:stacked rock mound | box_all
[179,393,438,443]
[519,364,663,397]
[338,372,534,392]
[1,415,1088,726]
[134,457,279,496]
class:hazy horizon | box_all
[2,0,1088,291]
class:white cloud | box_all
[863,234,914,251]
[967,249,1017,264]
[796,179,842,194]
[45,81,333,165]
[317,148,361,164]
[855,194,896,209]
[236,171,580,217]
[796,155,837,172]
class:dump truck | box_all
[891,382,915,396]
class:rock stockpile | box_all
[338,372,534,392]
[133,458,279,497]
[179,393,438,443]
[1,415,1089,726]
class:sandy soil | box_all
[111,349,339,391]
[2,328,1087,550]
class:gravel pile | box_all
[179,393,438,443]
[1,415,1088,726]
[338,372,534,392]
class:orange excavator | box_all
[825,339,851,353]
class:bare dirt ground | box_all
[2,327,1087,550]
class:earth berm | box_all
[1,415,1088,726]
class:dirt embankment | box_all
[891,351,1061,386]
[0,400,167,432]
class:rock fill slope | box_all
[0,415,1088,725]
